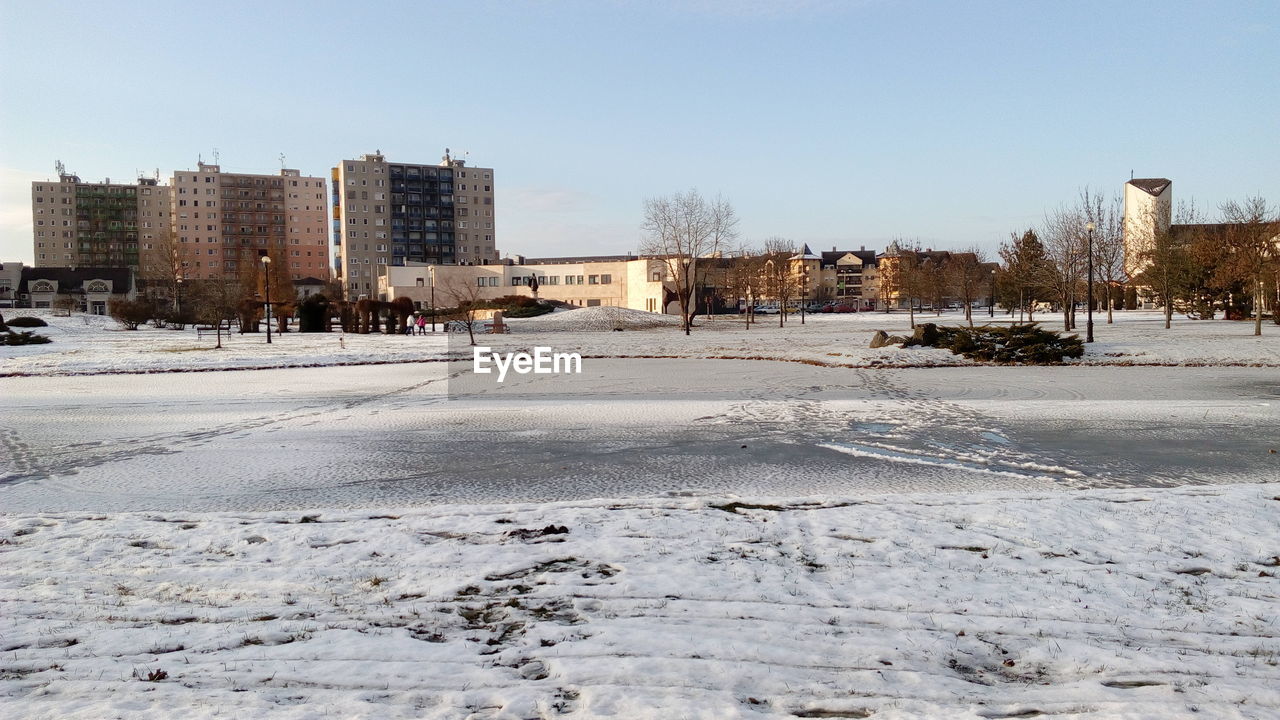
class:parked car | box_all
[753,305,781,314]
[831,304,856,313]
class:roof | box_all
[294,276,327,286]
[1128,178,1172,196]
[517,254,638,265]
[820,249,877,267]
[20,267,133,293]
[792,243,822,261]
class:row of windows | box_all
[509,274,612,286]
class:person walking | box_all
[416,313,427,335]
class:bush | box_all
[298,294,330,333]
[4,330,52,346]
[904,322,1083,364]
[109,299,154,330]
[503,304,554,318]
[6,316,47,328]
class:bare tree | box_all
[920,252,948,316]
[139,229,183,310]
[945,248,989,326]
[190,280,242,349]
[1215,197,1279,336]
[640,190,739,335]
[442,275,487,346]
[877,239,926,326]
[1081,189,1126,324]
[1139,202,1205,330]
[725,247,764,327]
[759,238,800,328]
[1041,205,1087,332]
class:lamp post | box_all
[175,274,184,322]
[429,265,436,333]
[260,254,272,344]
[1085,221,1095,343]
[989,268,996,318]
[800,267,809,325]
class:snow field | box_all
[3,483,1279,719]
[3,308,1278,377]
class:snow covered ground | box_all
[2,307,1278,377]
[2,308,1278,717]
[2,485,1279,719]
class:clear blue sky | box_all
[2,0,1276,264]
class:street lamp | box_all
[1085,221,1095,343]
[800,267,809,325]
[989,267,996,318]
[260,254,272,344]
[429,265,436,333]
[175,274,184,323]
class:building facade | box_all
[31,162,328,286]
[31,173,170,272]
[170,162,328,282]
[1122,178,1173,280]
[378,255,670,313]
[333,150,496,299]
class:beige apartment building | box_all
[31,172,170,273]
[378,255,671,313]
[170,162,328,282]
[333,150,496,299]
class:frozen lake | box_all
[2,361,1277,512]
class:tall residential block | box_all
[333,150,496,298]
[31,172,171,273]
[170,162,329,282]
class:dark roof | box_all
[820,249,877,267]
[20,267,133,293]
[1128,178,1171,196]
[1171,222,1280,241]
[295,276,327,286]
[517,254,637,265]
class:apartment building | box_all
[333,150,496,299]
[170,162,328,282]
[31,172,170,272]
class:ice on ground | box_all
[1,483,1277,719]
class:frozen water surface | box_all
[2,361,1275,512]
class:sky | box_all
[1,0,1277,265]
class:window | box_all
[651,271,662,282]
[488,277,499,287]
[601,274,612,284]
[588,275,599,285]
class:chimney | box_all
[832,246,836,252]
[860,245,865,251]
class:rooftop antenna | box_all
[1130,169,1134,180]
[279,152,286,170]
[154,168,160,182]
[212,148,220,165]
[55,160,66,176]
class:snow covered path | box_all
[2,485,1278,719]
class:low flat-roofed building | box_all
[378,255,673,313]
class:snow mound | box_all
[511,306,681,332]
